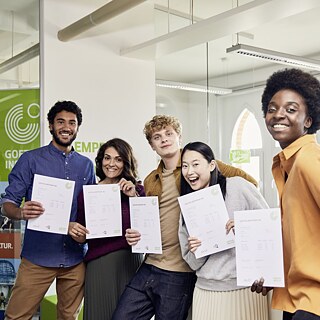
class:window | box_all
[231,107,263,185]
[232,108,262,149]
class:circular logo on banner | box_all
[4,103,40,144]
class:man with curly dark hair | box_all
[252,68,320,320]
[1,100,96,319]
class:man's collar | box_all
[49,141,75,154]
[155,150,182,176]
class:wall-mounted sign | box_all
[229,149,251,164]
[0,89,40,183]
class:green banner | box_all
[229,149,251,164]
[0,89,40,183]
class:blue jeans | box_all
[283,310,320,320]
[112,263,196,320]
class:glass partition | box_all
[0,2,40,318]
[0,0,39,89]
[154,0,292,209]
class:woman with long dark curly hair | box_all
[71,138,144,320]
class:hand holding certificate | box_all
[28,174,75,234]
[83,184,122,239]
[178,184,235,259]
[129,196,162,254]
[234,208,284,287]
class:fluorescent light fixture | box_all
[156,80,232,95]
[226,44,320,71]
[0,43,40,75]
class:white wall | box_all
[40,0,158,297]
[41,0,157,181]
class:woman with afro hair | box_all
[252,68,320,320]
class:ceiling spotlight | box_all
[226,44,320,71]
[156,80,232,95]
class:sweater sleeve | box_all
[242,179,269,210]
[178,215,207,271]
[76,190,86,226]
[216,160,258,187]
[226,177,269,214]
[136,183,146,197]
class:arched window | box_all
[232,108,262,149]
[230,107,263,186]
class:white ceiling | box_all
[153,0,320,85]
[1,0,320,89]
[0,0,38,58]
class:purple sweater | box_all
[77,184,145,262]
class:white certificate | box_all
[28,174,75,234]
[83,184,122,239]
[129,196,162,254]
[178,185,235,259]
[234,208,284,287]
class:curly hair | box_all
[47,101,82,126]
[95,138,138,184]
[180,141,226,199]
[143,115,182,143]
[261,68,320,134]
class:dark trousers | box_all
[112,263,196,320]
[283,310,320,320]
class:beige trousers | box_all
[5,258,85,320]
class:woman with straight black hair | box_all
[180,141,227,198]
[178,141,269,320]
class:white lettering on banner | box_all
[4,150,28,169]
[0,243,13,249]
[5,160,17,170]
[4,149,27,159]
[74,141,103,153]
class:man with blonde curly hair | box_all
[113,115,257,320]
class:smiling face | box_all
[49,110,79,152]
[149,125,181,159]
[182,150,215,191]
[265,89,312,149]
[101,147,124,183]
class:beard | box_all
[51,129,77,147]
